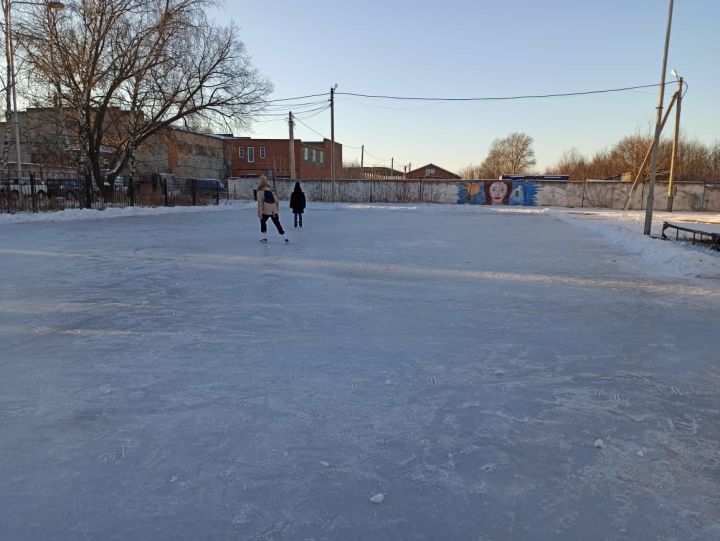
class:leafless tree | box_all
[458,163,483,179]
[547,135,720,182]
[15,0,271,192]
[479,132,536,178]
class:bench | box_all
[662,222,720,250]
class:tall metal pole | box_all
[667,76,682,212]
[330,86,335,202]
[288,111,296,180]
[644,0,674,235]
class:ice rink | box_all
[1,204,719,540]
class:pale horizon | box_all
[210,0,720,174]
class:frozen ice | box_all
[1,203,719,540]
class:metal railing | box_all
[0,176,228,214]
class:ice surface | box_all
[1,204,719,540]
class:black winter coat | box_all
[290,191,306,213]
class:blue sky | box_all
[210,0,719,173]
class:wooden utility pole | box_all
[330,85,336,202]
[288,111,296,180]
[667,75,683,212]
[644,0,674,235]
[360,145,364,179]
[622,93,677,210]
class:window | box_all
[319,151,324,164]
[248,147,255,163]
[259,146,266,159]
[303,147,309,161]
[426,167,436,177]
[238,147,244,159]
[311,149,316,162]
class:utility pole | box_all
[623,94,677,210]
[4,2,21,180]
[644,0,675,235]
[3,1,12,176]
[360,145,364,179]
[667,75,682,212]
[288,111,296,180]
[330,85,336,202]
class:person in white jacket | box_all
[256,176,288,243]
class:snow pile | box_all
[551,208,720,280]
[0,200,256,225]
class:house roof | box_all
[407,163,460,179]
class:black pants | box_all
[260,214,284,235]
[294,212,303,227]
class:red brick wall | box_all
[229,138,342,180]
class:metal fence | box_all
[0,176,229,214]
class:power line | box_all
[262,92,329,103]
[263,100,328,110]
[293,116,327,140]
[336,82,673,102]
[252,81,674,107]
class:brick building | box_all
[0,107,229,180]
[2,107,344,182]
[228,137,342,180]
[406,163,460,180]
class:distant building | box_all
[344,166,403,180]
[406,163,460,180]
[227,137,342,180]
[0,107,229,180]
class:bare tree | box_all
[458,163,483,179]
[15,0,270,194]
[548,135,719,182]
[480,132,536,178]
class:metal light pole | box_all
[667,71,682,212]
[4,1,64,180]
[644,0,675,235]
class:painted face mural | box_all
[456,180,539,206]
[488,181,509,205]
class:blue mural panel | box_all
[457,181,539,206]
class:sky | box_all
[209,0,720,174]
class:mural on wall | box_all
[456,181,539,206]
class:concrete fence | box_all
[227,178,720,212]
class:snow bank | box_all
[0,201,256,225]
[551,208,720,279]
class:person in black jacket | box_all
[289,182,307,228]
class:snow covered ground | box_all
[1,204,719,540]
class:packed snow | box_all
[1,203,719,540]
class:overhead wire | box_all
[250,80,674,168]
[335,82,675,102]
